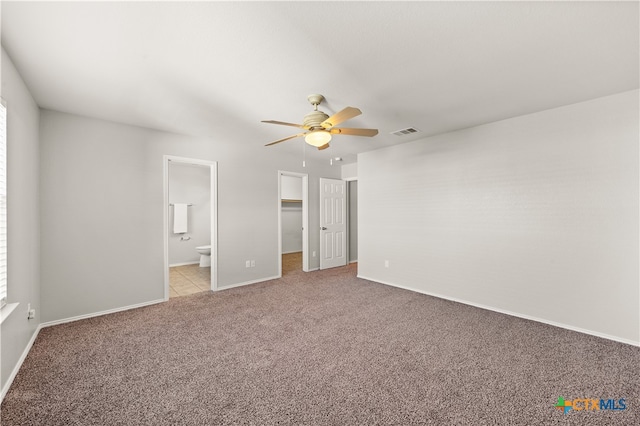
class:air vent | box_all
[391,127,420,136]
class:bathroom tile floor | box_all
[170,253,301,298]
[169,264,210,298]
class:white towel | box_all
[173,204,188,234]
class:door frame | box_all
[163,155,218,300]
[277,171,309,275]
[344,177,357,264]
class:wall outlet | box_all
[27,303,36,320]
[312,251,316,257]
[384,260,389,268]
[245,260,251,268]
[250,260,255,267]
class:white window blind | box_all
[0,102,6,308]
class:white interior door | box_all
[320,178,347,270]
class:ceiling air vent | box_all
[391,127,420,136]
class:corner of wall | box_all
[0,46,42,399]
[341,162,357,180]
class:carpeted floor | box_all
[2,263,638,425]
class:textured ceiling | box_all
[2,1,638,163]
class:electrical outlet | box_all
[312,251,316,257]
[245,260,251,268]
[250,260,255,267]
[385,260,389,268]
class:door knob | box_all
[321,227,327,230]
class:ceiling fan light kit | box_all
[262,94,378,150]
[305,130,332,147]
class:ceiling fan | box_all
[262,94,378,150]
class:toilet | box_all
[195,245,211,267]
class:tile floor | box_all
[170,252,302,298]
[169,263,211,298]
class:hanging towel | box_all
[173,204,188,234]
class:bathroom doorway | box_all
[163,156,218,300]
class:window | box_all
[0,101,6,308]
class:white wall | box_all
[39,109,340,323]
[281,202,302,254]
[358,90,639,345]
[0,49,41,394]
[168,162,210,265]
[342,162,357,180]
[281,175,302,254]
[281,175,302,200]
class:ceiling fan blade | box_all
[317,143,330,151]
[321,107,361,128]
[265,133,305,146]
[330,128,378,137]
[261,120,307,129]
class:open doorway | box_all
[278,171,309,276]
[163,156,218,300]
[347,179,358,265]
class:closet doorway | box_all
[278,171,309,276]
[163,156,218,300]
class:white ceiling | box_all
[2,1,638,163]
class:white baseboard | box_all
[169,261,199,267]
[216,275,280,291]
[349,260,358,264]
[282,250,302,255]
[357,275,640,348]
[1,323,42,403]
[39,299,165,328]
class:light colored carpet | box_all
[2,263,638,425]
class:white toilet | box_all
[195,245,211,267]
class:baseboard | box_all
[40,299,165,328]
[349,260,358,264]
[169,261,199,267]
[216,275,280,291]
[1,323,42,403]
[282,250,302,255]
[357,275,640,347]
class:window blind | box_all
[0,102,6,308]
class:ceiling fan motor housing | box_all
[303,110,329,130]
